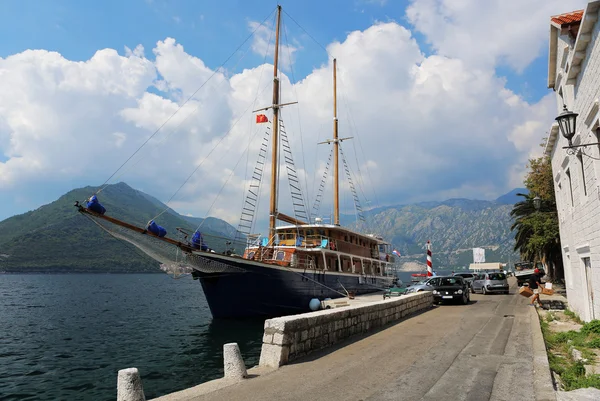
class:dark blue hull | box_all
[192,254,391,318]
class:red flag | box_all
[256,114,268,123]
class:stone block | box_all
[262,333,274,344]
[301,330,309,341]
[265,318,285,333]
[272,332,292,346]
[259,343,289,368]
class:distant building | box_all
[545,1,600,322]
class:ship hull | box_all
[191,253,392,318]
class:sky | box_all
[0,0,588,226]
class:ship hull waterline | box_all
[191,252,393,318]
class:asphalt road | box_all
[193,282,537,401]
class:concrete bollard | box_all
[223,343,247,380]
[117,367,145,401]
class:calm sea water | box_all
[0,274,264,401]
[0,271,426,400]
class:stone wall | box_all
[549,5,600,322]
[259,291,433,368]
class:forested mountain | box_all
[0,182,238,272]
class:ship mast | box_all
[268,5,282,242]
[333,58,339,225]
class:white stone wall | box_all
[550,8,600,322]
[259,292,433,368]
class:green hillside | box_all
[0,183,239,272]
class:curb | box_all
[530,306,557,401]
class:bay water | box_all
[0,271,422,400]
[0,274,264,400]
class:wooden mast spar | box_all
[333,58,339,226]
[268,5,282,244]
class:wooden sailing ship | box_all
[76,5,396,318]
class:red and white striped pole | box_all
[426,240,433,276]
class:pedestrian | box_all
[529,268,543,307]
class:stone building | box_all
[546,1,600,322]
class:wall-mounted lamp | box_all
[556,105,600,156]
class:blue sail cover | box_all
[147,220,167,237]
[191,230,208,251]
[86,195,106,215]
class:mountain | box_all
[495,188,528,205]
[0,182,239,273]
[0,184,523,273]
[347,193,522,271]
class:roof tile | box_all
[551,10,584,26]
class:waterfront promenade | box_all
[154,277,553,401]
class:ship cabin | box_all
[242,224,395,277]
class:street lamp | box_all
[533,196,541,211]
[556,105,600,156]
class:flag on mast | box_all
[256,114,269,123]
[392,250,401,257]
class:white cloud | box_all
[248,20,299,71]
[0,14,559,224]
[406,0,587,72]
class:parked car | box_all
[429,276,470,304]
[452,272,476,287]
[471,272,509,295]
[404,279,434,294]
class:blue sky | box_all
[0,0,586,222]
[0,0,549,102]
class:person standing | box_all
[529,268,543,306]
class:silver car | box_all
[404,279,434,294]
[452,272,476,287]
[471,272,509,295]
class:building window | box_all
[566,169,574,206]
[577,154,587,197]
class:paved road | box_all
[194,282,538,401]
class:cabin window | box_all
[276,251,285,261]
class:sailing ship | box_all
[76,5,396,318]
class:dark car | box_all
[428,276,470,305]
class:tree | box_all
[510,152,563,281]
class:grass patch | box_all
[564,309,584,325]
[540,313,600,391]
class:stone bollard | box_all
[117,368,145,401]
[223,343,247,380]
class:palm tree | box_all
[510,193,562,281]
[511,193,537,262]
